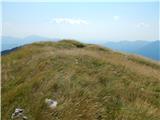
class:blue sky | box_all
[2,1,159,42]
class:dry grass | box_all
[1,40,160,120]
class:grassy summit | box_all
[2,40,160,120]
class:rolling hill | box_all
[2,40,160,120]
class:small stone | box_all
[11,108,27,120]
[23,116,28,120]
[45,98,58,109]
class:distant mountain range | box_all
[103,41,150,52]
[1,35,59,51]
[1,36,159,61]
[134,41,160,61]
[103,40,160,61]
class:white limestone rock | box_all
[45,98,58,109]
[11,108,27,120]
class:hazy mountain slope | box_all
[1,36,22,51]
[134,41,160,61]
[1,46,21,55]
[104,41,159,61]
[2,40,160,120]
[1,35,58,51]
[104,41,151,52]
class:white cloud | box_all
[51,18,88,25]
[113,16,120,21]
[136,22,150,28]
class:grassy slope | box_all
[2,40,160,120]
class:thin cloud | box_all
[136,22,150,28]
[113,16,120,21]
[52,18,88,25]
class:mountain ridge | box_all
[2,35,159,60]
